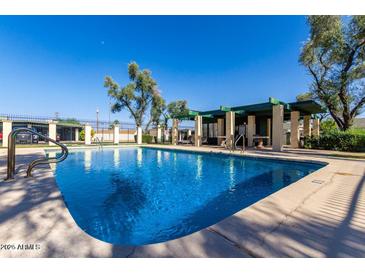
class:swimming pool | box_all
[50,147,323,246]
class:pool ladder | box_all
[5,128,69,180]
[93,136,103,150]
[233,133,245,153]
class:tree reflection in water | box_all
[98,172,147,244]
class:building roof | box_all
[176,97,324,120]
[288,100,324,115]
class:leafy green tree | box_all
[104,61,160,129]
[160,100,189,129]
[144,99,189,142]
[300,16,365,131]
[159,100,189,143]
[144,99,189,130]
[167,100,189,119]
[144,94,165,131]
[296,92,313,102]
[108,119,120,129]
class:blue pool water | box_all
[50,147,323,246]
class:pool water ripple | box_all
[51,147,323,245]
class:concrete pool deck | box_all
[0,145,364,257]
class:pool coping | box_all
[1,145,364,257]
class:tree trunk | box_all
[342,115,353,131]
[329,110,353,131]
[328,109,343,130]
[144,120,152,132]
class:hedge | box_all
[79,129,95,141]
[304,131,365,152]
[142,134,154,144]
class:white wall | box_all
[94,131,137,142]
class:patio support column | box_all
[2,120,12,147]
[272,104,284,151]
[217,118,225,146]
[157,125,162,143]
[85,124,92,145]
[137,126,142,144]
[172,119,178,145]
[113,124,120,144]
[48,121,57,146]
[247,115,256,147]
[75,128,79,141]
[303,115,312,137]
[313,118,320,137]
[187,129,192,137]
[195,115,202,147]
[290,111,300,148]
[164,127,169,143]
[267,118,271,146]
[225,111,235,149]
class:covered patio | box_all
[0,118,83,146]
[172,97,323,151]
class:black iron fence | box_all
[0,113,143,145]
[0,113,137,128]
[0,113,197,145]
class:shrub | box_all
[304,131,365,152]
[79,129,95,141]
[320,119,337,134]
[142,134,153,144]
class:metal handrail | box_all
[234,133,245,152]
[6,128,69,180]
[93,136,103,149]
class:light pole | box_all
[108,100,111,126]
[108,100,111,141]
[96,108,99,140]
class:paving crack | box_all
[207,172,337,258]
[125,246,137,258]
[206,227,254,257]
[255,172,337,256]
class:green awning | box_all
[288,100,324,115]
[223,97,290,116]
[175,98,324,121]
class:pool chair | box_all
[179,139,190,144]
[220,139,227,147]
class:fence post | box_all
[113,124,120,144]
[137,126,142,144]
[75,128,79,142]
[48,121,57,146]
[157,124,162,143]
[2,120,12,147]
[85,124,92,145]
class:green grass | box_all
[347,127,365,135]
[327,153,365,159]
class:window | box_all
[209,123,218,138]
[203,123,208,137]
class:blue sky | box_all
[0,16,314,123]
